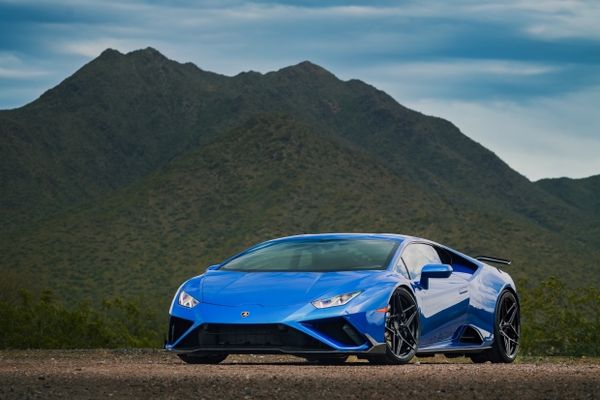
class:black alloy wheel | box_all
[368,287,419,364]
[470,290,520,363]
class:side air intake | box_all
[459,326,484,345]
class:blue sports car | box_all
[165,233,520,364]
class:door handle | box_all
[459,288,468,295]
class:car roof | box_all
[219,232,488,271]
[270,233,413,243]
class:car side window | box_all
[401,243,442,280]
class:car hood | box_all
[200,270,379,306]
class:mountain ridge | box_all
[536,174,600,216]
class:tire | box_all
[470,290,520,364]
[304,355,349,365]
[178,353,228,364]
[367,287,419,365]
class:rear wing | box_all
[474,255,512,265]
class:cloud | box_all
[467,0,600,40]
[0,52,50,78]
[0,67,48,78]
[57,38,153,57]
[362,59,558,78]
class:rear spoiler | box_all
[474,255,512,265]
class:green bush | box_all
[520,277,600,356]
[0,289,162,349]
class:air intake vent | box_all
[459,326,483,345]
[168,316,194,344]
[303,318,367,347]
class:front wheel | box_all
[367,287,419,365]
[178,353,228,364]
[470,290,520,363]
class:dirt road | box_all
[0,350,598,399]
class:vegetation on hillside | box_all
[521,278,600,356]
[0,290,159,349]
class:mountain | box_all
[536,175,600,216]
[536,175,600,244]
[1,48,598,313]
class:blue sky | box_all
[1,0,599,180]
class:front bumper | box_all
[165,301,386,355]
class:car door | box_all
[401,243,470,348]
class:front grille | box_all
[174,323,331,351]
[168,316,194,344]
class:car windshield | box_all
[220,238,399,272]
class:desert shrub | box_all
[520,277,600,356]
[0,289,162,349]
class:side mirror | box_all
[206,264,219,271]
[420,264,453,289]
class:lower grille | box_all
[175,323,331,351]
[168,316,194,344]
[303,318,367,346]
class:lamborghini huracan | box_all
[165,233,520,364]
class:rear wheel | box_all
[368,287,419,365]
[470,290,520,364]
[178,353,228,364]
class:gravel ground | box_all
[0,350,598,399]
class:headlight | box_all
[311,291,361,309]
[178,291,199,308]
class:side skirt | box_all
[167,344,387,356]
[416,345,492,357]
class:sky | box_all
[1,0,599,180]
